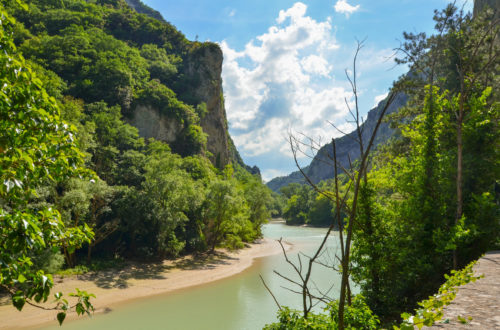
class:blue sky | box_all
[142,0,473,181]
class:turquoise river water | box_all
[44,222,348,330]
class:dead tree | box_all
[262,40,398,329]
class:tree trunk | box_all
[454,110,464,270]
[87,244,92,264]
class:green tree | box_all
[203,176,245,252]
[0,7,93,323]
[282,184,312,225]
[308,194,334,227]
[142,149,205,258]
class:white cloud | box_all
[220,2,353,163]
[261,169,292,183]
[334,0,360,18]
[301,55,332,77]
[228,9,236,17]
[373,92,388,107]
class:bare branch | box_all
[260,275,282,311]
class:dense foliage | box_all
[349,4,499,323]
[2,0,211,157]
[264,295,380,330]
[0,5,94,322]
[280,179,348,227]
[396,259,481,329]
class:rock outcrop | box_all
[305,92,407,184]
[123,0,165,22]
[129,105,182,143]
[182,44,231,168]
[474,0,500,17]
[123,1,257,172]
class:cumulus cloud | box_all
[228,9,236,17]
[373,92,388,107]
[220,2,353,164]
[261,169,293,183]
[301,55,332,77]
[334,0,360,17]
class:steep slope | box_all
[124,0,165,22]
[6,0,255,172]
[267,92,407,191]
[123,0,256,172]
[306,92,407,183]
[474,0,500,17]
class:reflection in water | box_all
[45,222,347,330]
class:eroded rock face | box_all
[129,104,181,143]
[182,44,231,168]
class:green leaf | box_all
[57,312,66,325]
[12,292,25,311]
[17,274,27,284]
[75,303,84,315]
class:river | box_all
[44,221,347,330]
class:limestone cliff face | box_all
[129,105,182,143]
[123,1,257,173]
[182,44,231,168]
[305,92,407,184]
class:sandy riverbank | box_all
[0,238,287,329]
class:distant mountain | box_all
[266,92,408,191]
[266,166,308,191]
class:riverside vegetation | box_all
[0,0,498,328]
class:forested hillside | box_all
[0,0,274,315]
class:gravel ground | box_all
[426,250,500,329]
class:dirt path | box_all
[427,250,500,329]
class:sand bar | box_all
[0,238,286,329]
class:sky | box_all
[142,0,473,182]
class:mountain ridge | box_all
[266,92,408,191]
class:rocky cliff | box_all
[266,93,407,191]
[180,43,231,168]
[124,0,256,173]
[305,92,407,184]
[474,0,500,17]
[124,0,165,22]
